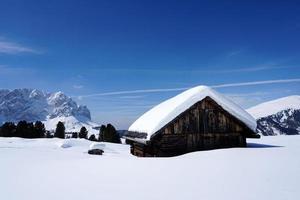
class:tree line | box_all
[0,121,121,144]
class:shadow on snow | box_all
[247,143,283,148]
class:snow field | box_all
[0,136,299,200]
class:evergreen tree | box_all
[79,126,88,139]
[98,124,121,143]
[0,122,16,137]
[54,121,65,139]
[16,121,28,138]
[88,134,97,141]
[71,132,78,138]
[26,122,35,138]
[1,121,46,138]
[34,121,46,138]
[98,125,106,141]
[107,124,121,143]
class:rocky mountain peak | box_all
[247,96,300,136]
[0,88,92,127]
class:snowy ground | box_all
[0,136,299,200]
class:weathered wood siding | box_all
[131,97,254,157]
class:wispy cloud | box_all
[225,91,271,98]
[0,38,41,54]
[211,78,300,88]
[73,85,84,89]
[211,65,290,73]
[119,95,146,99]
[78,87,189,99]
[94,64,292,74]
[77,78,300,98]
[227,50,242,57]
[0,64,35,75]
[225,90,294,109]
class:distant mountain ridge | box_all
[0,88,98,133]
[247,96,300,136]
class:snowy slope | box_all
[247,95,300,119]
[247,96,300,136]
[129,85,256,140]
[43,116,99,135]
[0,136,299,200]
[0,89,98,133]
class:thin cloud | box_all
[211,78,300,88]
[79,87,189,98]
[225,91,271,97]
[227,50,242,57]
[212,65,290,73]
[119,95,146,99]
[94,64,291,74]
[0,38,41,54]
[0,64,35,75]
[73,85,84,89]
[225,90,294,109]
[77,78,300,98]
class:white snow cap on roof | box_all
[128,85,256,140]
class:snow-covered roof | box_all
[247,95,300,119]
[128,85,256,141]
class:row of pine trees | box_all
[0,121,121,144]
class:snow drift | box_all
[0,136,299,200]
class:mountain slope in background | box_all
[247,95,300,136]
[0,89,98,133]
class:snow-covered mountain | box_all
[0,88,98,133]
[247,95,300,136]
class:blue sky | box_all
[0,0,300,129]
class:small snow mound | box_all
[89,143,105,150]
[57,140,72,148]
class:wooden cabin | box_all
[125,86,260,157]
